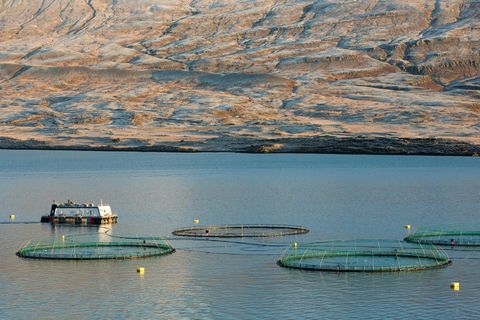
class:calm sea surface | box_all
[0,150,479,319]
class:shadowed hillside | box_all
[0,0,479,154]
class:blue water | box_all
[0,150,479,319]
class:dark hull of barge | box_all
[40,215,118,225]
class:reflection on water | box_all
[0,151,479,319]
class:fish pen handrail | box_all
[16,240,175,260]
[405,229,480,246]
[277,240,451,272]
[172,224,309,238]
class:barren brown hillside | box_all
[0,0,479,154]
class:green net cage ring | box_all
[277,240,451,272]
[172,224,309,238]
[404,229,480,246]
[16,239,175,260]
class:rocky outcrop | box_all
[0,0,478,154]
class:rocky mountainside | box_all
[0,0,479,154]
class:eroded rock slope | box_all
[0,0,479,154]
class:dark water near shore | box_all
[1,150,479,319]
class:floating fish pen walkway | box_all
[172,224,309,238]
[277,240,451,272]
[17,239,174,260]
[405,229,480,246]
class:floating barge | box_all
[41,200,118,225]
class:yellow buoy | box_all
[450,282,460,291]
[9,214,15,220]
[194,219,199,224]
[61,235,65,241]
[404,225,411,230]
[137,267,145,274]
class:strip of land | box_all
[0,1,478,155]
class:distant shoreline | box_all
[1,136,479,156]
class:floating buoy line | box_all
[0,221,40,224]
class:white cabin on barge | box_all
[41,200,118,225]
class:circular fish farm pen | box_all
[405,229,480,246]
[16,239,175,260]
[277,240,451,272]
[172,224,309,238]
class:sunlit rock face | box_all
[0,0,479,154]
